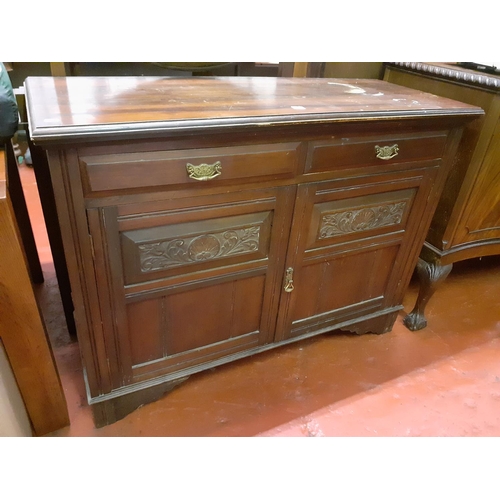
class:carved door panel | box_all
[86,186,295,388]
[275,169,437,341]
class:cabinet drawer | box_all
[81,142,302,193]
[306,131,449,173]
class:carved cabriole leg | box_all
[403,258,453,331]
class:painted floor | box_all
[18,162,500,437]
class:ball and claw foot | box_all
[403,311,427,331]
[402,258,453,332]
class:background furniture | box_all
[0,148,69,435]
[5,138,43,284]
[9,82,78,336]
[26,132,77,336]
[26,76,481,426]
[384,63,500,330]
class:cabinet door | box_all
[275,169,437,341]
[86,186,295,389]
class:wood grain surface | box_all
[25,77,482,144]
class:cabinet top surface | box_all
[25,76,483,144]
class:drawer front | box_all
[306,131,449,173]
[81,142,302,193]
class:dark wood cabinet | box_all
[384,63,500,330]
[25,76,481,426]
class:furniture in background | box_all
[277,62,384,79]
[48,62,280,78]
[0,148,69,435]
[25,76,481,426]
[384,63,500,330]
[48,62,379,79]
[26,132,77,336]
[278,62,325,78]
[323,62,384,79]
[5,137,43,284]
[0,64,68,435]
[12,84,77,336]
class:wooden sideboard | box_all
[384,63,500,330]
[25,76,481,426]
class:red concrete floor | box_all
[17,162,500,437]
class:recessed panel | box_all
[307,189,415,250]
[126,275,265,369]
[292,244,400,323]
[127,298,163,366]
[164,275,265,356]
[121,212,272,285]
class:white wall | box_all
[0,341,32,437]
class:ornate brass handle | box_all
[284,267,294,293]
[375,144,399,160]
[186,161,222,181]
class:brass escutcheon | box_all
[284,267,294,293]
[375,144,399,160]
[186,161,222,181]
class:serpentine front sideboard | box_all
[384,63,500,330]
[25,76,482,426]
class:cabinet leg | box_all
[403,258,452,331]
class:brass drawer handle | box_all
[284,267,294,293]
[375,144,399,160]
[186,161,222,181]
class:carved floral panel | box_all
[319,201,407,238]
[138,225,261,272]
